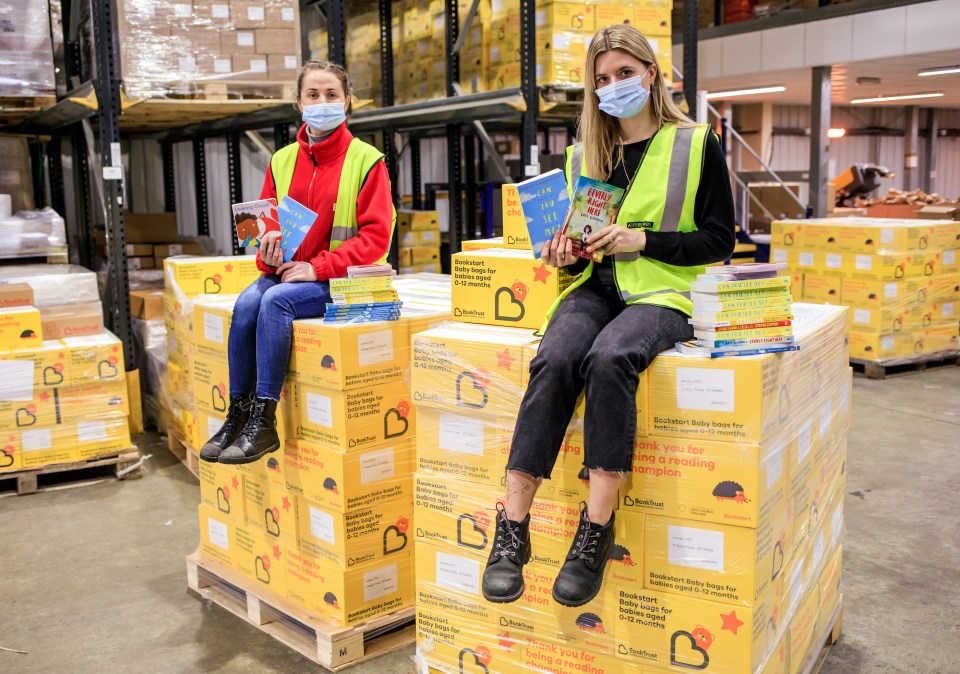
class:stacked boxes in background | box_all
[197,271,451,627]
[116,0,302,98]
[411,220,851,672]
[397,209,442,275]
[0,0,55,97]
[0,266,133,473]
[772,218,960,361]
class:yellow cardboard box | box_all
[941,246,959,273]
[0,380,127,432]
[199,504,236,569]
[193,352,231,414]
[284,438,413,511]
[401,246,441,266]
[292,380,415,451]
[0,306,43,349]
[415,408,513,487]
[848,303,910,333]
[847,330,898,361]
[415,543,499,624]
[840,277,921,310]
[411,323,538,415]
[501,184,531,250]
[787,589,820,674]
[451,249,575,329]
[909,299,958,328]
[918,323,960,354]
[633,3,673,35]
[463,236,505,251]
[165,256,254,298]
[199,458,245,525]
[235,521,288,598]
[193,297,235,359]
[813,544,842,642]
[285,547,414,625]
[288,318,409,390]
[414,473,499,563]
[398,229,440,247]
[800,274,841,304]
[520,640,638,674]
[933,221,960,250]
[396,209,439,232]
[770,221,803,249]
[0,436,20,472]
[536,2,594,33]
[643,508,791,608]
[416,610,524,673]
[297,495,413,567]
[244,470,298,549]
[62,332,126,387]
[18,415,130,468]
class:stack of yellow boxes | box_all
[772,218,960,361]
[411,211,851,671]
[0,281,132,474]
[195,264,451,627]
[398,209,443,274]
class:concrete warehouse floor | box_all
[1,368,958,674]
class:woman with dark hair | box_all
[200,61,394,465]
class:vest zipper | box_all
[611,127,660,306]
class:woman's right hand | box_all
[541,229,574,268]
[260,231,283,267]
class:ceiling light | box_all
[851,92,944,104]
[827,128,846,138]
[918,66,960,77]
[705,86,786,99]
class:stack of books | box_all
[677,262,798,358]
[324,264,401,323]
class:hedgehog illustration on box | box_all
[323,477,339,494]
[608,544,637,566]
[713,480,750,503]
[575,612,606,634]
[323,591,339,609]
[320,355,336,371]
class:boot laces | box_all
[241,399,266,437]
[493,503,523,559]
[223,398,247,434]
[572,512,602,563]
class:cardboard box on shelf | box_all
[396,209,439,233]
[154,242,204,259]
[265,0,297,27]
[230,1,268,29]
[127,256,155,271]
[124,213,178,244]
[398,229,440,247]
[0,284,35,309]
[225,29,258,54]
[130,290,165,319]
[283,438,412,511]
[267,53,300,79]
[255,29,297,55]
[0,306,43,349]
[39,303,104,340]
[233,54,269,80]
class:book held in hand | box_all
[232,199,279,248]
[515,169,569,258]
[277,195,319,263]
[561,176,626,263]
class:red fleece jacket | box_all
[256,122,393,280]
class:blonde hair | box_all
[579,24,696,181]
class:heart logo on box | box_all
[255,555,271,584]
[15,407,37,427]
[771,541,785,580]
[204,276,222,294]
[383,408,409,439]
[211,385,227,413]
[670,630,710,669]
[216,486,231,514]
[43,365,64,386]
[456,513,488,551]
[98,360,119,379]
[264,508,281,537]
[0,448,14,468]
[458,648,490,674]
[455,372,488,410]
[494,287,525,323]
[382,524,408,555]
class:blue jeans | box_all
[228,275,331,401]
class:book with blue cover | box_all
[277,195,318,263]
[562,175,626,263]
[515,169,570,258]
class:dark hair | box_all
[296,60,353,116]
[234,212,257,224]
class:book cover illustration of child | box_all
[232,199,280,248]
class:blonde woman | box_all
[483,25,736,607]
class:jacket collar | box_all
[297,122,353,163]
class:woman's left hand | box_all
[585,225,646,257]
[277,261,318,283]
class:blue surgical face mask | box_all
[595,72,651,119]
[301,102,346,132]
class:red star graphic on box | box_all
[720,610,744,635]
[58,352,65,359]
[231,475,240,490]
[282,495,292,512]
[273,544,282,560]
[112,345,119,352]
[532,263,552,284]
[496,348,515,371]
[224,263,234,272]
[39,392,50,403]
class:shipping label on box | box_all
[293,380,415,451]
[285,547,413,625]
[416,408,513,487]
[193,297,235,359]
[620,433,789,529]
[193,353,231,414]
[199,452,246,524]
[452,249,575,330]
[199,504,236,568]
[501,185,531,249]
[284,438,412,511]
[297,496,413,567]
[244,471,298,548]
[0,306,43,349]
[288,318,409,390]
[411,323,538,415]
[235,522,288,598]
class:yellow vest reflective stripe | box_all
[540,124,710,332]
[270,137,395,261]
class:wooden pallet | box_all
[0,449,141,497]
[0,95,57,127]
[801,602,844,674]
[186,551,415,671]
[165,428,200,480]
[119,97,294,133]
[851,350,960,379]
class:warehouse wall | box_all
[764,105,960,199]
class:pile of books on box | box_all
[324,265,401,324]
[679,262,797,358]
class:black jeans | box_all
[506,264,693,477]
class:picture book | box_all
[232,199,279,248]
[347,264,396,278]
[675,340,800,358]
[691,294,794,312]
[690,275,791,294]
[277,195,318,263]
[700,262,788,280]
[515,169,570,258]
[562,176,625,263]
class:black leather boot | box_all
[199,396,252,462]
[219,398,280,464]
[481,503,531,603]
[551,505,615,607]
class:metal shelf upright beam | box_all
[379,0,400,268]
[227,133,244,255]
[193,138,210,237]
[519,0,538,176]
[327,0,346,67]
[445,0,462,254]
[162,141,176,212]
[684,0,699,121]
